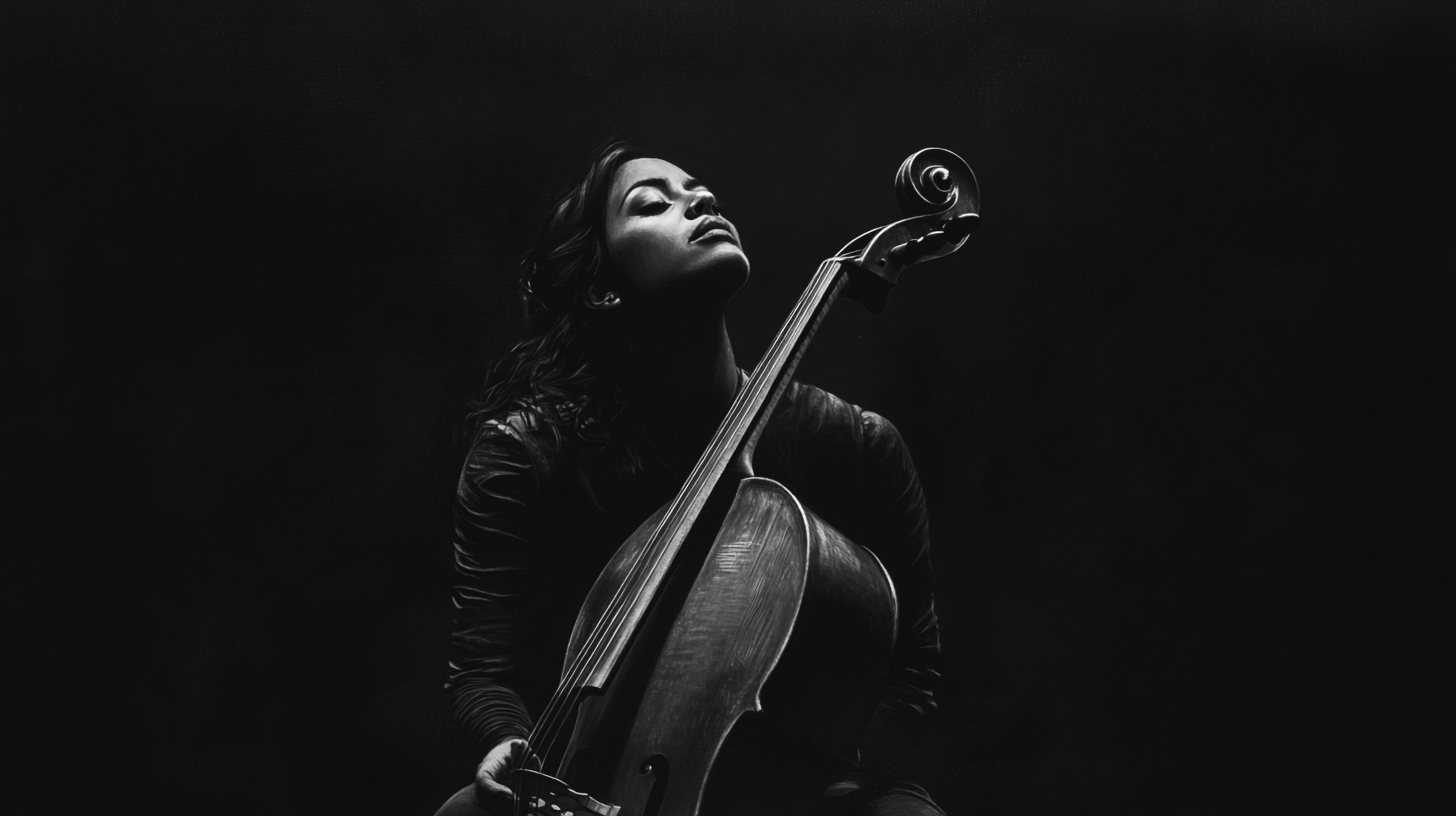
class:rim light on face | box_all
[603,158,749,303]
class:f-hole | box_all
[637,753,669,816]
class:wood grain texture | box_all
[557,477,896,815]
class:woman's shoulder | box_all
[766,379,913,467]
[462,400,589,493]
[757,381,924,545]
[778,379,906,439]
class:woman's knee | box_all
[432,785,492,816]
[829,783,944,816]
[858,791,944,816]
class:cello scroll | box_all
[839,147,981,313]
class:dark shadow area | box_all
[6,1,1450,813]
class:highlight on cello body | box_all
[431,142,979,816]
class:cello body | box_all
[553,478,896,816]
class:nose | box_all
[686,188,719,219]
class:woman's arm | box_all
[445,419,543,751]
[856,410,942,725]
[757,384,943,727]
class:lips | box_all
[690,216,737,244]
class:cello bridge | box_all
[512,769,621,816]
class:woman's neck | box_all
[617,306,740,466]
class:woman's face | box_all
[604,158,749,304]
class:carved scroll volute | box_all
[837,147,980,313]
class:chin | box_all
[657,251,749,310]
[699,250,750,302]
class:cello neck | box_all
[714,258,849,479]
[572,258,849,690]
[663,256,849,529]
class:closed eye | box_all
[636,201,669,216]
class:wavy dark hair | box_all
[466,141,645,447]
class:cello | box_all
[511,148,982,816]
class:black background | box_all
[6,1,1451,813]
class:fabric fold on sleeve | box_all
[444,420,542,749]
[857,409,942,721]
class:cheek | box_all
[609,227,680,292]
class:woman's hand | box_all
[473,737,539,813]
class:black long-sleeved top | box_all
[445,379,941,761]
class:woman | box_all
[434,143,944,816]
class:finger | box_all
[480,778,514,798]
[476,761,511,790]
[476,761,502,784]
[474,777,517,813]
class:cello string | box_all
[526,259,841,776]
[524,259,842,774]
[532,258,835,729]
[524,259,844,778]
[523,313,786,769]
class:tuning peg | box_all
[887,241,915,266]
[941,212,980,241]
[919,230,948,253]
[887,231,941,267]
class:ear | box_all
[585,286,622,311]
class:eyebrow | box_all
[618,176,706,211]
